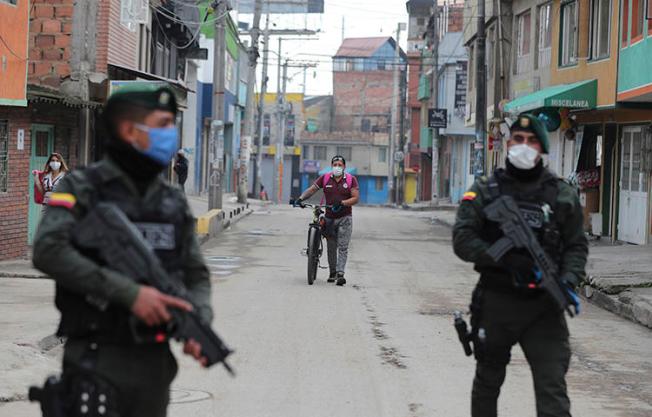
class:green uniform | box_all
[453,165,588,417]
[33,157,212,417]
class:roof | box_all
[334,37,393,58]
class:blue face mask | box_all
[134,124,179,166]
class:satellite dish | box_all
[536,109,561,132]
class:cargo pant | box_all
[326,215,353,275]
[471,288,572,417]
[63,340,178,417]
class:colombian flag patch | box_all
[462,191,477,201]
[48,192,76,209]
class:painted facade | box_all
[0,0,29,106]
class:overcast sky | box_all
[237,0,410,96]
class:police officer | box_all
[33,85,212,417]
[452,114,588,417]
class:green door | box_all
[28,124,54,245]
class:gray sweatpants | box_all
[326,216,353,275]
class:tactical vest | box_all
[55,165,187,343]
[477,168,562,288]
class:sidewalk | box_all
[426,208,652,329]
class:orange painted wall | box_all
[0,0,29,105]
[550,0,619,107]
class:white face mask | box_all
[332,166,344,177]
[49,161,62,171]
[507,144,539,170]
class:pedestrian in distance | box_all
[452,113,588,417]
[174,149,189,192]
[32,85,213,417]
[33,152,69,208]
[292,155,360,286]
[259,184,269,201]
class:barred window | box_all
[0,121,8,192]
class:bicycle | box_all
[291,201,333,285]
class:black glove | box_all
[560,272,580,290]
[331,202,345,213]
[501,252,538,288]
[290,198,303,207]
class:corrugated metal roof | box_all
[334,37,392,58]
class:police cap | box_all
[510,113,550,154]
[106,84,178,116]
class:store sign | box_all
[303,160,320,173]
[428,109,448,129]
[454,61,467,118]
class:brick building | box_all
[0,0,202,261]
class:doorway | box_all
[618,127,649,244]
[28,124,54,245]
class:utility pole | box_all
[238,0,263,203]
[431,4,440,205]
[474,0,487,177]
[255,11,270,197]
[274,61,288,203]
[210,0,228,210]
[396,67,407,205]
[388,22,405,205]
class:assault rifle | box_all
[72,202,235,373]
[483,195,579,317]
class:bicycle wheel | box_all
[307,226,320,285]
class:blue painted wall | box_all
[195,81,213,193]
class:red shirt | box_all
[314,174,359,219]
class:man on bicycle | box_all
[293,155,359,286]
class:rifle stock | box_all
[72,202,234,373]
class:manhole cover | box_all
[169,389,212,404]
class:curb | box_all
[197,203,254,245]
[583,285,652,329]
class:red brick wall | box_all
[447,6,464,33]
[407,53,421,109]
[28,0,75,89]
[96,0,111,73]
[0,108,30,259]
[107,0,139,69]
[333,71,395,132]
[0,103,80,261]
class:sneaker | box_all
[336,273,346,286]
[327,272,337,283]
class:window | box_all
[537,3,552,68]
[632,0,645,40]
[516,11,531,74]
[0,0,18,5]
[487,28,495,78]
[333,58,346,72]
[361,118,371,132]
[0,121,8,192]
[302,145,309,158]
[590,0,611,59]
[417,17,425,26]
[336,146,352,161]
[378,147,387,162]
[560,1,579,66]
[314,146,327,160]
[377,60,386,71]
[517,11,532,57]
[120,0,149,32]
[622,0,629,44]
[263,114,271,145]
[285,114,295,146]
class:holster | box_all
[30,370,120,417]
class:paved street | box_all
[2,205,652,417]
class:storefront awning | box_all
[504,79,597,114]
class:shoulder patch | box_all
[48,192,76,209]
[462,191,477,201]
